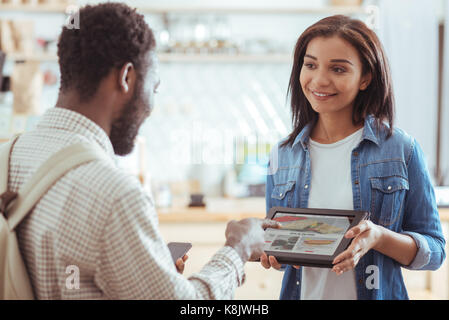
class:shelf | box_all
[6,52,292,63]
[158,53,292,63]
[137,5,367,15]
[6,52,58,62]
[0,4,368,15]
[0,3,70,13]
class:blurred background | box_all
[1,0,449,300]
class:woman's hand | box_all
[332,220,383,275]
[260,253,300,270]
[175,254,189,274]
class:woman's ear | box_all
[360,72,372,91]
[119,62,134,93]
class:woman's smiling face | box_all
[300,36,371,116]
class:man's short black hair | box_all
[57,2,156,102]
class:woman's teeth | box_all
[312,91,336,97]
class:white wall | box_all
[377,0,441,184]
[442,0,449,185]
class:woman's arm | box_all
[373,226,417,266]
[332,139,445,274]
[400,139,446,270]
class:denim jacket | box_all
[265,115,446,300]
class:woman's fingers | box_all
[260,253,283,270]
[260,253,271,269]
[268,255,282,270]
[346,220,371,238]
[332,242,364,274]
[332,250,363,275]
[333,242,359,265]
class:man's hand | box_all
[224,218,281,263]
[175,254,189,274]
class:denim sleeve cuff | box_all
[401,231,431,270]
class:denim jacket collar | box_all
[292,115,381,151]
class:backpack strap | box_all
[1,138,111,231]
[0,135,20,217]
[0,135,20,195]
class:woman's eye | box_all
[304,63,315,69]
[333,67,346,73]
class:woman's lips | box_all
[309,89,337,101]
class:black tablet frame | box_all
[264,207,369,268]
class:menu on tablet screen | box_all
[264,213,352,256]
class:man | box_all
[10,3,278,299]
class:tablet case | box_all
[264,207,369,268]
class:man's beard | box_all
[109,87,150,156]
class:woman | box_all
[261,15,445,300]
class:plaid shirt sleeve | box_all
[94,180,245,299]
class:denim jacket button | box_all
[304,185,309,189]
[280,193,283,197]
[387,185,392,191]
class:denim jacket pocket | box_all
[370,176,409,227]
[271,181,296,207]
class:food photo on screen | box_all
[263,213,352,255]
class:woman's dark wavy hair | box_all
[57,2,155,102]
[282,15,394,147]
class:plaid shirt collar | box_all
[37,107,115,158]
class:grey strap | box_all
[1,138,110,231]
[0,135,20,193]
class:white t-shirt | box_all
[300,128,363,300]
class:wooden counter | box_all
[157,197,449,223]
[439,208,449,222]
[157,197,266,223]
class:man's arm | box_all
[94,181,278,299]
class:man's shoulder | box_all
[69,159,144,202]
[13,132,147,203]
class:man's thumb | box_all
[261,219,281,229]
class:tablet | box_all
[264,207,369,268]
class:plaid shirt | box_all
[8,107,245,299]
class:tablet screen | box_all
[264,212,352,256]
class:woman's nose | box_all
[312,70,331,87]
